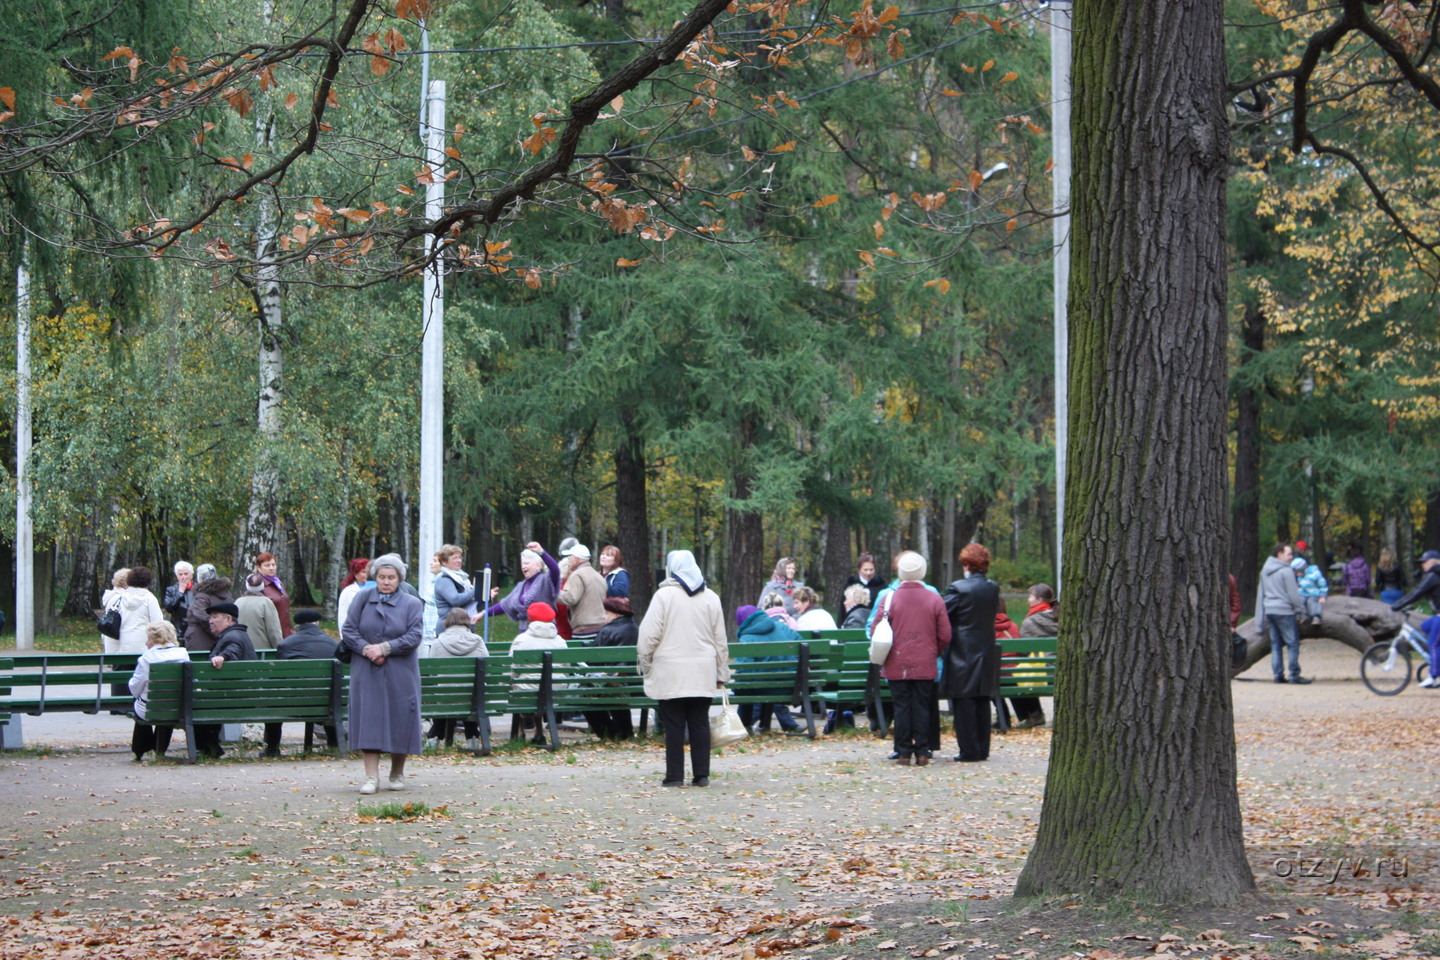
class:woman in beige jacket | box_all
[637,550,731,787]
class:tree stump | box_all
[1233,595,1412,675]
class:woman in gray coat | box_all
[341,553,424,795]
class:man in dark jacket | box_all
[1391,550,1440,688]
[191,602,255,757]
[208,604,257,666]
[268,609,339,754]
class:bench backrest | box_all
[508,646,653,712]
[0,658,10,726]
[997,637,1057,695]
[145,659,344,726]
[419,657,504,719]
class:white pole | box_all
[15,243,34,650]
[1050,0,1072,592]
[418,79,446,596]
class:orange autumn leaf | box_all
[1000,71,1019,83]
[812,194,839,208]
[284,92,299,110]
[616,257,643,267]
[771,141,796,152]
[924,277,951,294]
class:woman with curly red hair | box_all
[941,543,1002,762]
[336,557,372,633]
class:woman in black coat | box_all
[941,543,1002,762]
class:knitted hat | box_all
[209,602,240,618]
[294,609,323,624]
[735,604,758,628]
[526,602,556,623]
[1291,557,1307,571]
[897,552,927,582]
[245,573,267,596]
[1295,540,1308,552]
[371,553,408,580]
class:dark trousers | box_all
[426,718,480,742]
[584,710,634,740]
[952,696,992,761]
[657,697,711,783]
[131,722,174,759]
[737,702,798,732]
[1007,696,1044,722]
[889,679,936,758]
[192,723,223,758]
[264,722,339,755]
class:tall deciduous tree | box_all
[1014,0,1254,903]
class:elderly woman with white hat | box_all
[341,553,425,795]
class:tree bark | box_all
[62,517,101,616]
[723,416,764,633]
[1231,303,1264,615]
[1014,0,1252,905]
[822,510,851,613]
[614,408,653,617]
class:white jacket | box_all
[511,622,566,692]
[116,587,165,655]
[129,644,190,720]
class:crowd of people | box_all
[107,537,1047,788]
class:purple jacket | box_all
[878,583,950,681]
[1343,556,1371,596]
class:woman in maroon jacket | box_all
[876,551,950,766]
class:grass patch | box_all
[356,800,451,822]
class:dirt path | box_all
[1,640,1436,960]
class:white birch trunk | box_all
[243,0,281,566]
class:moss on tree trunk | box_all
[1013,0,1253,905]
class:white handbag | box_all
[868,599,894,665]
[709,690,748,748]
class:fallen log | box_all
[1232,595,1415,676]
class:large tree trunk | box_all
[241,0,282,567]
[1014,0,1252,905]
[614,408,654,617]
[1231,304,1264,615]
[62,516,101,616]
[822,510,850,613]
[723,417,764,633]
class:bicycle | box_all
[1359,622,1434,695]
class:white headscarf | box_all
[666,550,705,596]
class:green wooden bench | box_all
[728,640,826,739]
[146,659,349,763]
[509,646,653,751]
[994,637,1057,733]
[797,630,890,736]
[7,653,142,717]
[419,657,507,754]
[0,658,12,748]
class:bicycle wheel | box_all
[1360,642,1411,696]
